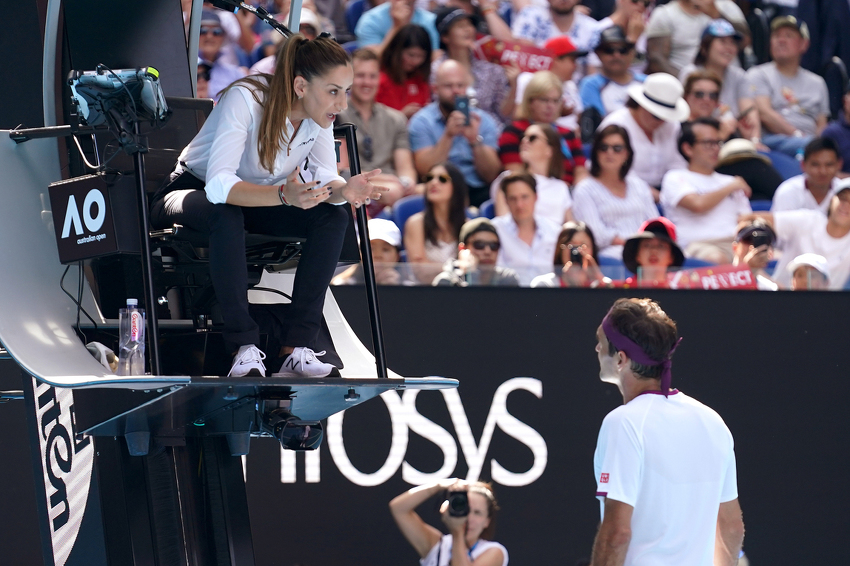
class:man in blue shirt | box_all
[354,0,439,54]
[408,60,502,206]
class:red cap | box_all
[544,36,587,58]
[639,217,678,242]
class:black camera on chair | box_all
[446,490,469,517]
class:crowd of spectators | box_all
[187,0,850,290]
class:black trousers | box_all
[150,171,348,351]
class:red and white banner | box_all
[474,36,553,73]
[668,265,758,290]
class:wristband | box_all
[279,184,291,206]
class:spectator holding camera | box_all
[389,479,508,566]
[731,220,778,290]
[408,60,502,207]
[433,218,520,286]
[531,221,610,288]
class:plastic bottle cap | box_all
[127,298,138,306]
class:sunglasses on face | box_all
[693,139,723,149]
[630,0,651,6]
[691,90,720,101]
[470,240,500,251]
[197,69,211,82]
[599,143,626,153]
[599,45,632,55]
[425,173,450,183]
[522,134,543,143]
[200,26,225,36]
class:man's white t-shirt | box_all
[594,390,738,566]
[660,169,752,247]
[773,210,850,289]
[771,175,840,215]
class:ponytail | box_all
[221,33,350,172]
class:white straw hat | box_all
[627,73,691,123]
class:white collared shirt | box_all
[178,81,344,204]
[492,214,561,286]
[771,175,840,215]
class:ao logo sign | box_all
[61,188,106,238]
[280,378,547,487]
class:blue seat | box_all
[479,199,495,219]
[750,199,772,212]
[392,194,425,234]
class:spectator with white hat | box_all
[598,72,690,190]
[788,253,831,290]
[332,219,408,285]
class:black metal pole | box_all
[334,123,389,379]
[132,122,162,376]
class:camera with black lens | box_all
[749,230,771,249]
[446,490,469,517]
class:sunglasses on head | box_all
[426,173,450,183]
[599,143,626,153]
[470,240,500,251]
[599,45,632,55]
[200,26,225,36]
[692,90,720,101]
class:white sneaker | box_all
[228,345,267,377]
[273,347,340,378]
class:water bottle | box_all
[117,298,145,375]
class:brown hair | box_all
[352,48,379,64]
[523,124,564,180]
[468,481,500,541]
[553,221,599,266]
[605,298,679,379]
[590,125,634,179]
[380,24,432,85]
[221,33,350,172]
[683,69,723,97]
[499,170,537,195]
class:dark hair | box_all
[803,136,841,162]
[499,171,537,195]
[683,69,723,97]
[468,481,500,540]
[678,117,721,161]
[523,124,564,180]
[380,24,432,85]
[224,34,350,172]
[352,48,379,64]
[553,221,599,266]
[694,32,739,67]
[424,163,468,246]
[605,298,679,380]
[625,97,640,110]
[590,125,634,179]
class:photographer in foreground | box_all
[389,479,508,566]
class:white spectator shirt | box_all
[489,171,573,225]
[515,73,583,131]
[510,7,598,83]
[594,390,738,566]
[492,213,561,286]
[572,175,659,257]
[660,169,752,248]
[177,81,344,204]
[773,210,850,289]
[599,107,688,187]
[771,174,840,215]
[645,0,745,73]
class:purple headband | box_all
[601,313,682,397]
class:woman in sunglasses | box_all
[404,163,469,283]
[490,124,574,224]
[572,124,659,260]
[150,34,383,379]
[530,221,609,287]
